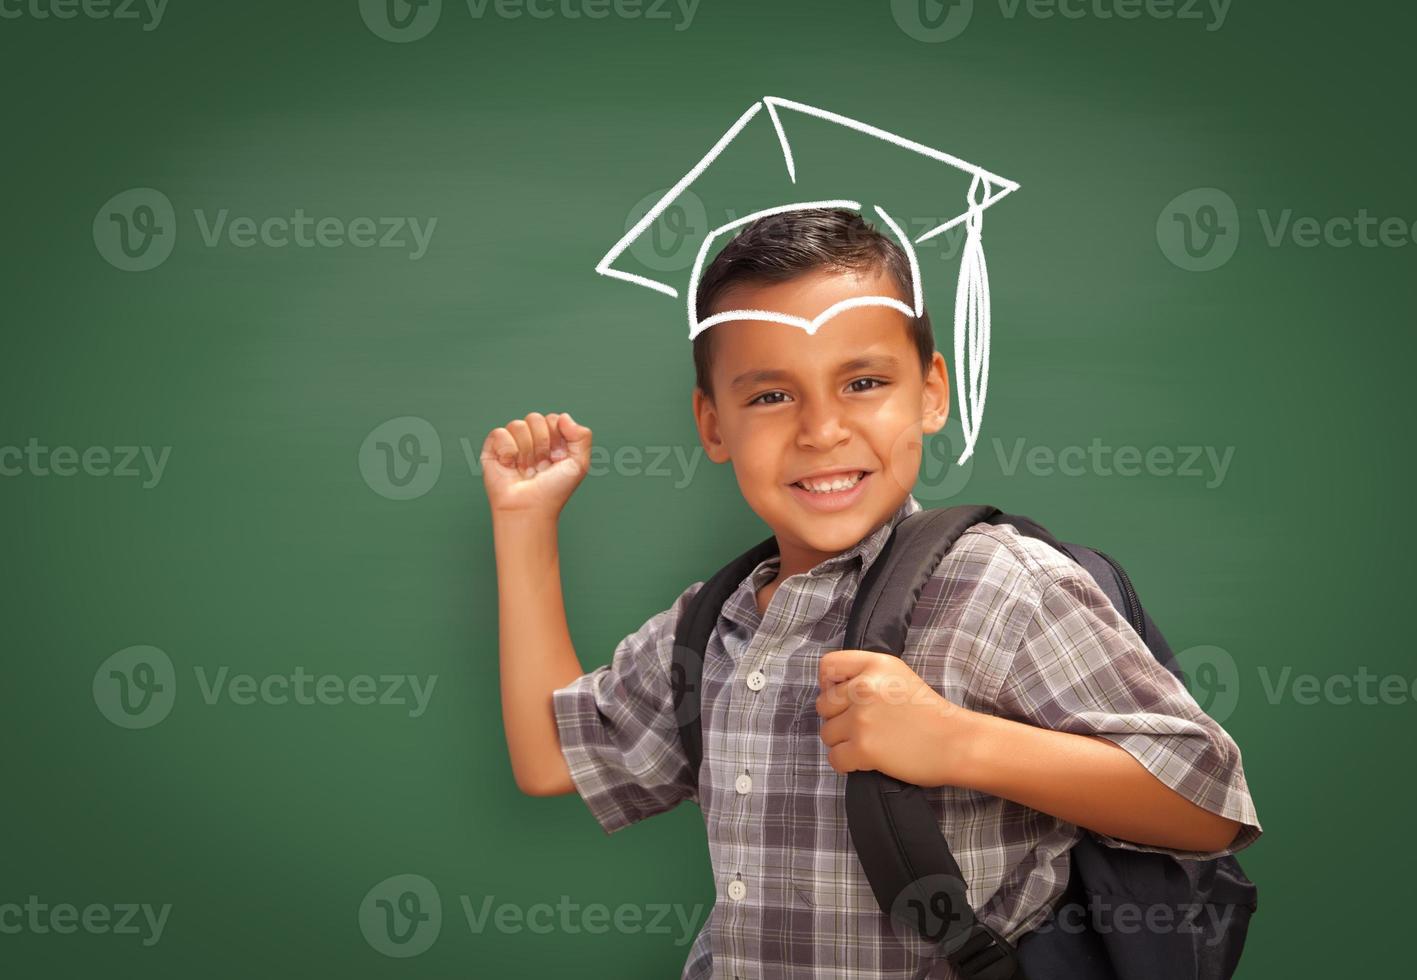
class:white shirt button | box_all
[746,670,766,691]
[727,879,747,901]
[734,773,753,795]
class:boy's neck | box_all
[756,502,908,616]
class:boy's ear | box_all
[921,351,950,436]
[692,387,731,464]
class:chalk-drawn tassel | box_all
[953,176,992,464]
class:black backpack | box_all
[670,504,1258,980]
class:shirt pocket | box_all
[787,688,882,912]
[790,683,829,776]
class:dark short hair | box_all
[692,207,934,399]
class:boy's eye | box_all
[747,378,888,406]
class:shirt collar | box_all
[720,493,923,631]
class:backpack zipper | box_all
[1091,548,1147,647]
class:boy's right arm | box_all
[481,410,595,797]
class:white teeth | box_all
[796,471,864,493]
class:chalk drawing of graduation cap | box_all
[594,96,1019,464]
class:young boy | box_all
[481,209,1261,979]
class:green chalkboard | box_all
[2,1,1414,977]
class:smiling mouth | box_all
[790,470,869,494]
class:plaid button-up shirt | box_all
[552,494,1262,979]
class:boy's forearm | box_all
[493,512,584,796]
[947,711,1242,854]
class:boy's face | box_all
[692,266,950,575]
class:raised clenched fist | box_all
[480,411,593,519]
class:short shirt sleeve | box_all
[995,565,1262,861]
[551,581,705,835]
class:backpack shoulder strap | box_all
[846,504,1001,654]
[842,504,1023,980]
[671,532,779,775]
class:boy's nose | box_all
[795,400,851,451]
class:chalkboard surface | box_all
[2,2,1413,977]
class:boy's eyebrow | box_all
[728,354,901,391]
